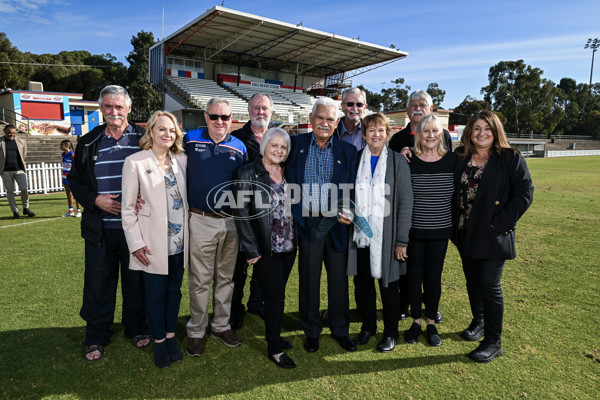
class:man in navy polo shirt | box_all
[68,85,150,361]
[185,97,247,357]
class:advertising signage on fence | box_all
[19,93,65,103]
[251,82,280,89]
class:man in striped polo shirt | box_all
[69,85,150,361]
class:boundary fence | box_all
[0,163,63,197]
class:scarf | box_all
[354,145,387,279]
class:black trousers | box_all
[298,217,349,339]
[143,253,185,341]
[255,249,296,355]
[461,256,505,342]
[354,247,400,338]
[231,251,263,318]
[80,228,148,346]
[407,238,448,321]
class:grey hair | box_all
[311,97,339,115]
[248,93,273,112]
[259,127,291,162]
[406,90,433,109]
[206,97,231,111]
[98,85,132,107]
[341,87,366,103]
[98,85,131,107]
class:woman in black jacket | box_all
[232,127,297,369]
[454,111,534,363]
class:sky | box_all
[1,0,599,109]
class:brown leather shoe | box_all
[186,337,204,357]
[211,329,242,347]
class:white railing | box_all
[0,162,64,197]
[547,150,600,158]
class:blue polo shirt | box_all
[185,129,247,212]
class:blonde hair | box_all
[414,114,447,157]
[139,111,184,154]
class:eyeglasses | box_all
[344,102,364,108]
[207,113,232,121]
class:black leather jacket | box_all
[232,157,295,259]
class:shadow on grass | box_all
[0,313,470,399]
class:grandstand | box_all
[149,5,408,130]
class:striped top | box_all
[409,152,456,239]
[93,125,141,229]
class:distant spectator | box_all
[60,140,82,217]
[1,125,35,219]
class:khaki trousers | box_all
[186,213,238,338]
[1,170,29,213]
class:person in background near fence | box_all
[122,111,189,368]
[1,124,35,219]
[453,110,533,363]
[60,140,81,217]
[229,92,274,330]
[68,85,150,361]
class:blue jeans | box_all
[80,228,148,346]
[143,253,185,340]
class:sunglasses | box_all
[207,113,232,121]
[344,102,364,108]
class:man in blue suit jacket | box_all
[285,97,358,353]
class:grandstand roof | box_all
[153,5,408,79]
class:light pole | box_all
[584,38,599,92]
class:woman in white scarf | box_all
[347,112,413,353]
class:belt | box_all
[190,207,226,218]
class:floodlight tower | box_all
[584,38,599,92]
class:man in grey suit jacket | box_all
[1,125,35,218]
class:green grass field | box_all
[0,156,599,400]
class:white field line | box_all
[0,217,63,229]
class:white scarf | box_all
[354,145,387,279]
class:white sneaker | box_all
[75,211,82,218]
[63,212,75,217]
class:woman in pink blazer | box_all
[122,111,188,368]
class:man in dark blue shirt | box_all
[285,97,358,353]
[68,85,149,361]
[185,98,247,357]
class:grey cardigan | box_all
[347,148,413,287]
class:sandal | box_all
[84,345,104,361]
[132,334,151,348]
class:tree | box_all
[126,30,162,121]
[0,33,33,89]
[449,96,491,125]
[427,82,445,108]
[380,78,411,112]
[481,60,564,136]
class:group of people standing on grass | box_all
[67,84,533,370]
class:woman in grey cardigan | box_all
[347,112,413,353]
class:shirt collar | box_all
[201,128,231,144]
[310,133,332,149]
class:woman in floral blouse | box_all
[453,111,533,363]
[232,128,297,369]
[122,111,188,368]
